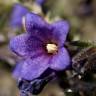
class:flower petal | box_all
[10,33,44,57]
[13,55,50,80]
[10,3,29,28]
[50,48,70,70]
[13,61,23,79]
[25,13,52,43]
[51,21,70,47]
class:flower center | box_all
[46,44,58,54]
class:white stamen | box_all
[46,44,58,54]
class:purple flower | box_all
[10,13,70,80]
[10,3,29,28]
[35,0,46,6]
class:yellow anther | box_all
[46,44,58,54]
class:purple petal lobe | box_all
[10,33,44,57]
[50,48,70,70]
[25,13,52,43]
[10,3,29,28]
[13,55,50,80]
[13,61,23,79]
[51,21,70,47]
